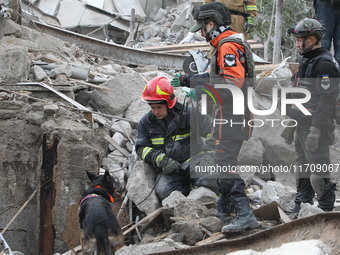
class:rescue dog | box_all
[79,170,124,255]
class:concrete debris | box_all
[199,216,224,234]
[1,4,340,255]
[126,161,161,215]
[162,191,187,208]
[173,198,208,220]
[298,203,324,219]
[88,72,146,116]
[238,137,265,166]
[115,239,188,255]
[187,186,219,204]
[261,181,296,212]
[227,240,331,255]
[171,221,204,245]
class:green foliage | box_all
[253,0,314,62]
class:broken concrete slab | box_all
[171,3,195,33]
[89,72,146,116]
[171,221,204,246]
[1,35,39,49]
[162,191,187,207]
[238,137,265,166]
[112,132,128,148]
[111,120,133,139]
[298,203,324,219]
[173,198,208,220]
[0,16,21,39]
[0,101,27,119]
[187,187,218,204]
[199,216,223,233]
[126,161,161,215]
[0,44,30,82]
[108,150,126,166]
[125,99,151,123]
[113,0,147,22]
[252,112,296,166]
[167,233,185,243]
[261,181,295,212]
[31,65,48,81]
[153,8,167,22]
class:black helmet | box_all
[189,2,232,32]
[287,18,326,41]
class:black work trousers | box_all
[294,122,335,211]
[215,139,246,213]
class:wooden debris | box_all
[278,207,291,223]
[40,55,63,63]
[104,135,131,158]
[194,232,225,246]
[0,88,49,103]
[123,207,163,236]
[253,201,290,223]
[140,208,164,234]
[117,193,129,221]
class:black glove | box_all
[281,122,296,145]
[306,126,321,152]
[156,153,181,174]
[285,127,296,145]
[199,151,215,168]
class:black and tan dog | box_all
[79,170,124,255]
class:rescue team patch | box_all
[224,54,237,67]
[321,75,331,90]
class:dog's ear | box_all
[86,170,97,182]
[104,170,112,184]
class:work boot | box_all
[222,196,258,233]
[291,202,301,214]
[215,211,233,224]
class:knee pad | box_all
[310,174,331,198]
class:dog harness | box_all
[79,194,98,207]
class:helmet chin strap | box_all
[203,23,210,42]
[300,37,318,55]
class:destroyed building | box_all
[0,0,340,255]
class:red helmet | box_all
[142,76,177,108]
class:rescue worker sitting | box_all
[135,76,217,201]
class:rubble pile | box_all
[1,6,340,255]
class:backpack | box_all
[210,33,256,87]
[304,51,340,124]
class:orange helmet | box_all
[142,76,177,108]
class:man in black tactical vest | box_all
[286,18,339,213]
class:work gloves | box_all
[156,153,181,174]
[306,126,321,152]
[171,73,197,100]
[245,16,255,34]
[281,120,296,145]
[199,151,215,168]
[182,87,197,101]
[171,73,181,87]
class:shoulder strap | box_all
[305,52,335,77]
[210,33,255,86]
